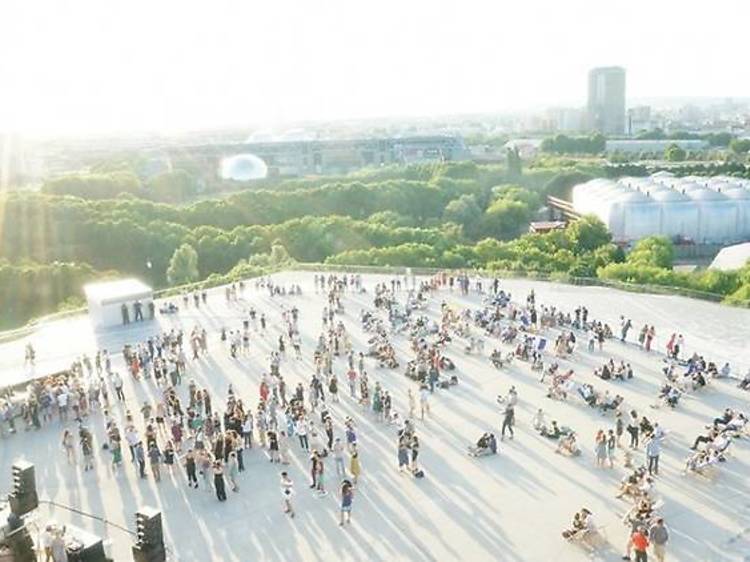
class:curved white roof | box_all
[687,188,728,201]
[650,189,691,202]
[613,190,652,203]
[723,187,750,200]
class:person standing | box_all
[350,449,361,485]
[501,404,515,441]
[80,430,94,471]
[296,418,309,450]
[281,471,295,518]
[645,326,655,352]
[398,437,410,473]
[631,526,650,562]
[110,436,123,474]
[594,430,607,468]
[347,368,358,398]
[649,518,669,562]
[315,454,327,496]
[148,444,162,482]
[627,410,640,449]
[333,438,346,478]
[185,449,198,488]
[408,389,416,419]
[213,461,227,501]
[226,451,240,492]
[645,435,661,476]
[419,385,430,420]
[410,434,420,471]
[112,372,125,402]
[134,441,146,479]
[606,429,616,468]
[62,430,76,465]
[339,480,354,526]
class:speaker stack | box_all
[131,507,166,562]
[8,461,38,518]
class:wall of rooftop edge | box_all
[2,263,748,344]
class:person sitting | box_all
[599,393,623,413]
[159,302,179,314]
[532,409,546,431]
[439,356,455,371]
[685,449,720,474]
[707,433,731,456]
[623,498,657,530]
[640,417,654,438]
[530,353,544,372]
[693,371,707,389]
[717,412,747,436]
[562,508,594,542]
[556,432,581,456]
[717,362,731,379]
[540,420,561,439]
[596,363,612,381]
[691,428,719,450]
[490,349,505,368]
[712,408,735,429]
[468,432,498,457]
[738,369,750,390]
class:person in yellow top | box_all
[349,448,361,485]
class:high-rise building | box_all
[587,66,626,135]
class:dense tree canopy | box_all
[2,159,749,330]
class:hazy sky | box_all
[1,0,748,134]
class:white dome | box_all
[219,154,269,181]
[687,188,727,201]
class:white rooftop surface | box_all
[1,271,750,562]
[710,242,750,271]
[84,278,153,303]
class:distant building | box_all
[182,135,470,177]
[503,139,543,160]
[587,66,626,135]
[546,107,586,132]
[627,106,652,136]
[605,139,709,154]
[529,221,567,234]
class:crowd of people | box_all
[1,269,748,562]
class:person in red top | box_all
[628,526,650,562]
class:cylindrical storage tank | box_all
[651,189,700,240]
[688,188,739,243]
[609,190,661,242]
[572,180,611,215]
[723,187,750,240]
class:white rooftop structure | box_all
[571,174,750,243]
[710,241,750,271]
[84,278,153,329]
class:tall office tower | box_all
[587,66,626,135]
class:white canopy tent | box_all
[84,279,154,329]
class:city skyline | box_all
[1,0,749,134]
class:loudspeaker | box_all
[8,461,38,516]
[132,507,165,562]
